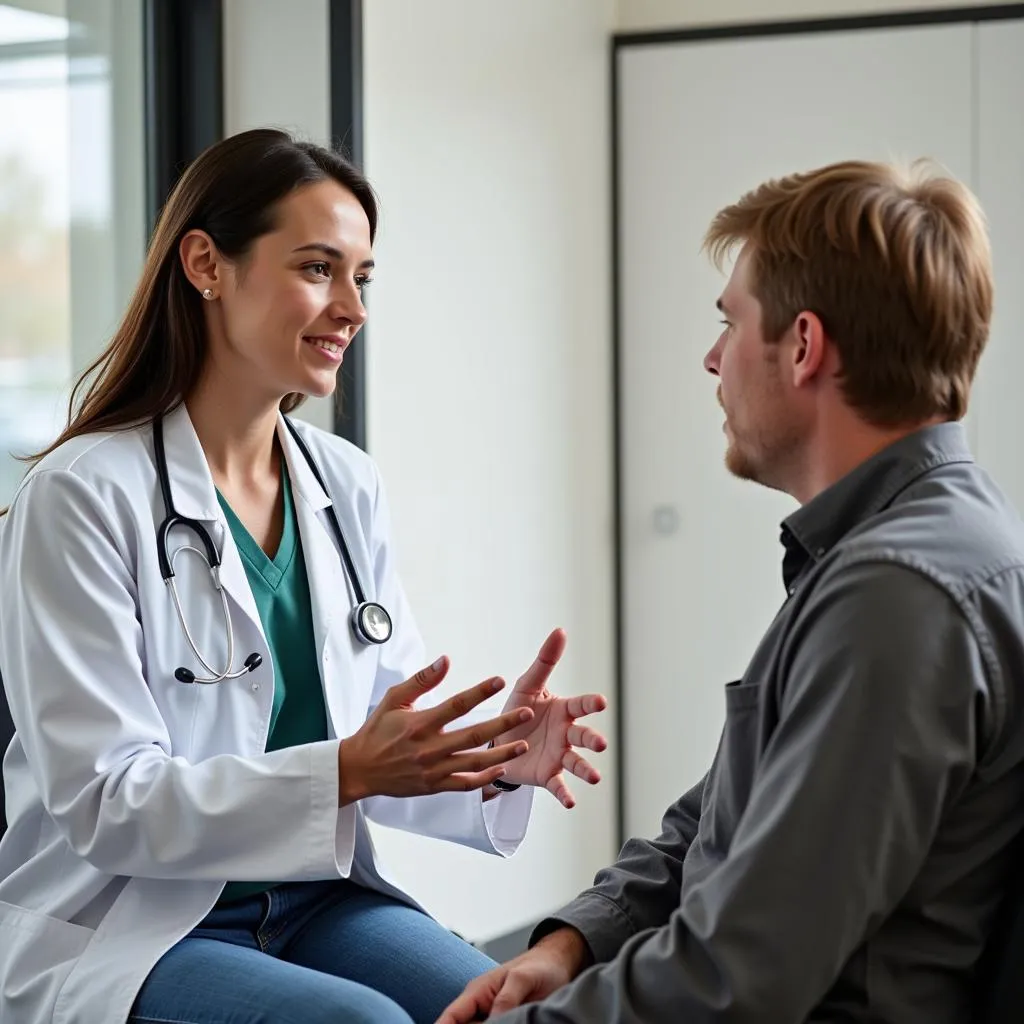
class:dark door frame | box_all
[329,0,366,450]
[143,0,223,233]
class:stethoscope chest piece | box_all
[352,601,393,645]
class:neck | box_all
[788,406,944,505]
[185,367,282,488]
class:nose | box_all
[329,282,368,329]
[704,336,723,376]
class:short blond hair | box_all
[704,160,993,426]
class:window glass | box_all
[0,0,144,501]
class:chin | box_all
[725,443,760,483]
[297,371,340,401]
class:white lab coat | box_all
[0,404,532,1024]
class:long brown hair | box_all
[31,127,378,465]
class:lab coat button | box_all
[251,682,260,692]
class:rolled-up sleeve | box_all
[497,558,987,1023]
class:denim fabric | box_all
[129,879,495,1024]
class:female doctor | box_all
[0,128,608,1024]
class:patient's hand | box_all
[436,926,591,1022]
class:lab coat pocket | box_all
[0,901,93,1006]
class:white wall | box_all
[617,0,1022,30]
[221,0,335,433]
[362,0,618,942]
[221,0,619,943]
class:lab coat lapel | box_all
[159,404,265,642]
[277,417,360,736]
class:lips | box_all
[304,336,346,355]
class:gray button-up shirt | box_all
[501,423,1024,1023]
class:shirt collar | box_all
[779,421,974,591]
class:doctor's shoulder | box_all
[3,421,155,540]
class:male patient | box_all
[439,161,1024,1022]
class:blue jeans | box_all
[129,879,496,1024]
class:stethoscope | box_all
[152,414,393,685]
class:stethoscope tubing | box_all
[152,412,392,685]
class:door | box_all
[617,24,975,838]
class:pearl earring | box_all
[202,288,214,300]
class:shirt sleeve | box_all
[495,557,988,1024]
[529,775,706,964]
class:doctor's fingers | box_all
[545,753,600,809]
[545,771,576,810]
[427,741,529,785]
[562,749,601,786]
[566,723,607,753]
[513,628,568,694]
[418,677,512,730]
[381,656,454,710]
[433,707,535,756]
[433,763,515,794]
[565,692,608,720]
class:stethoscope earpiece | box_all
[174,652,263,686]
[154,414,391,687]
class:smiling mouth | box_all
[305,336,345,355]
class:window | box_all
[0,0,145,503]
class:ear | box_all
[789,310,828,388]
[179,230,223,299]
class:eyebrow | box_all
[292,243,375,270]
[716,297,730,314]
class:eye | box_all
[719,319,733,331]
[355,275,374,290]
[304,261,331,279]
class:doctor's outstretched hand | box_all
[493,628,608,809]
[336,660,539,804]
[335,629,606,808]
